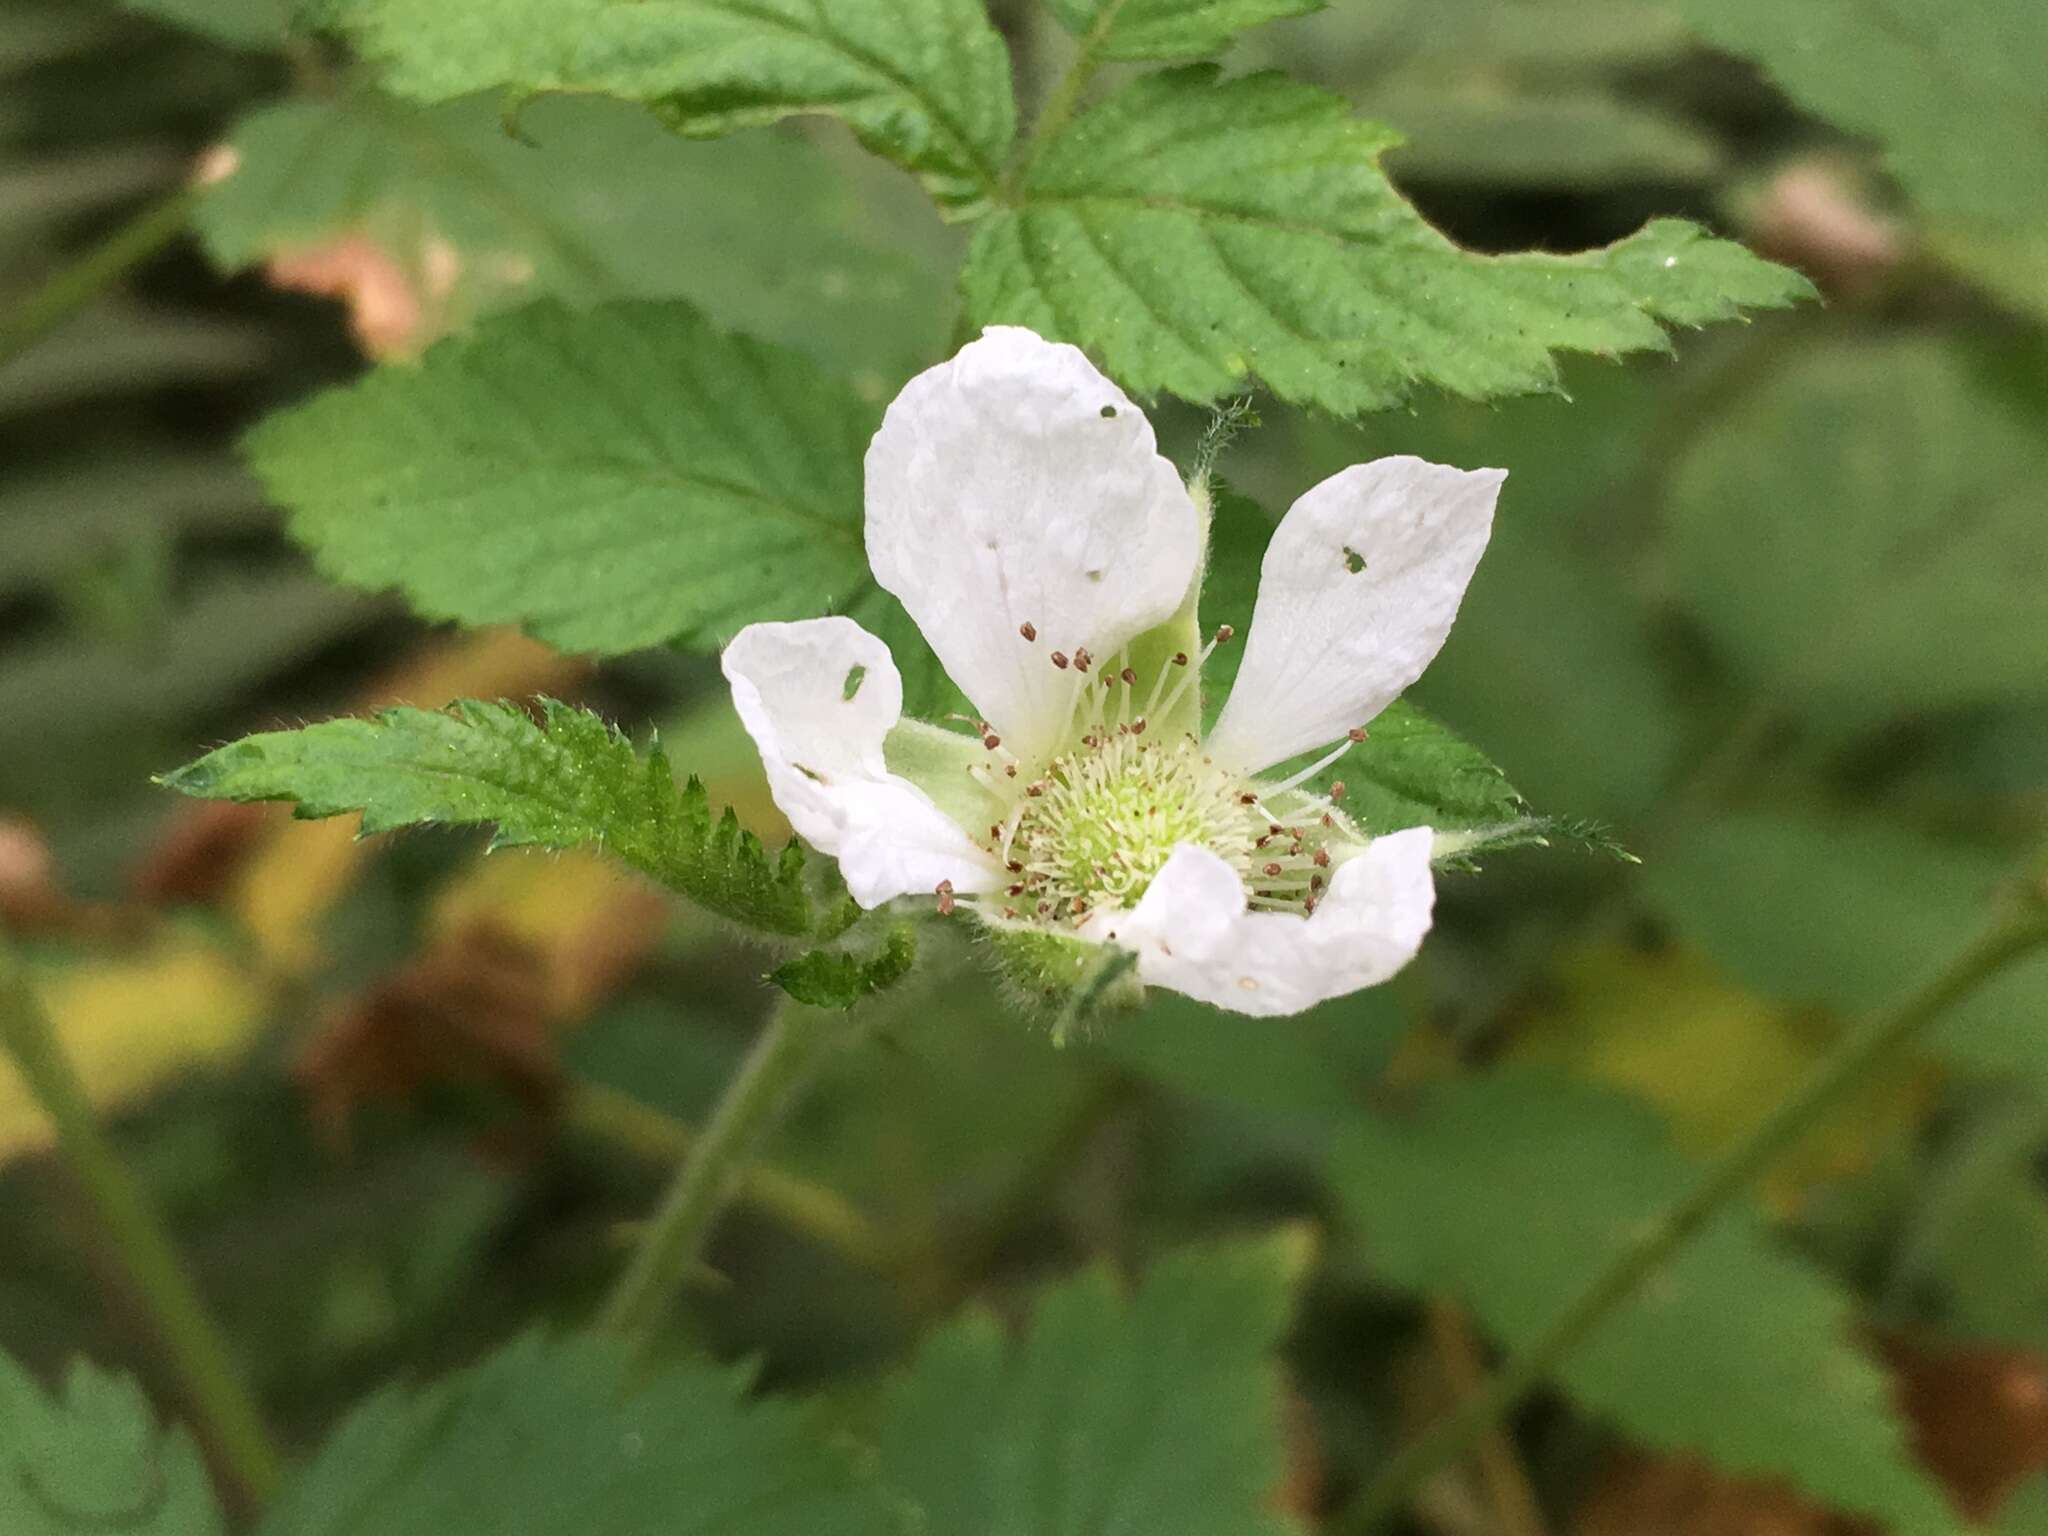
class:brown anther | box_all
[1070,895,1088,914]
[1329,781,1346,799]
[935,879,956,916]
[1172,651,1189,666]
[1073,647,1092,672]
[1131,718,1147,734]
[1002,907,1019,919]
[1310,874,1326,891]
[1027,782,1045,797]
[1007,859,1024,873]
[1019,621,1037,641]
[983,733,1001,750]
[1120,666,1137,685]
[1036,901,1051,916]
[1256,834,1273,849]
[1321,813,1336,828]
[1006,883,1026,897]
[1313,847,1331,867]
[1214,624,1234,642]
[1269,823,1285,835]
[1005,763,1018,777]
[1347,726,1367,743]
[990,823,1004,840]
[1263,862,1283,877]
[1051,651,1070,669]
[1238,792,1258,805]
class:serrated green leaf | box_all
[257,1334,902,1535]
[160,699,815,935]
[242,299,884,658]
[876,1232,1312,1535]
[771,924,917,1008]
[1666,337,2048,723]
[963,67,1810,415]
[1680,0,2048,225]
[1333,1069,1956,1532]
[195,92,951,377]
[1045,0,1324,61]
[0,1350,224,1535]
[320,0,1016,213]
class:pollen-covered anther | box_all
[1347,726,1368,742]
[935,879,956,916]
[982,733,1001,750]
[1214,624,1234,642]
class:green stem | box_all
[563,1079,891,1273]
[0,944,282,1505]
[0,184,200,368]
[1003,0,1129,196]
[594,997,838,1349]
[1346,881,2048,1530]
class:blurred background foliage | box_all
[2,0,2047,1530]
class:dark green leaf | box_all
[1333,1070,1955,1531]
[876,1231,1311,1535]
[0,1350,224,1535]
[319,0,1016,213]
[243,299,881,659]
[258,1335,903,1535]
[160,699,815,935]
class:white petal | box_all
[1099,829,1436,1017]
[864,326,1202,764]
[722,617,999,908]
[1207,457,1502,774]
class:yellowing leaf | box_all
[1512,944,1926,1210]
[1,936,266,1159]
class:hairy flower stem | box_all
[563,1079,891,1273]
[0,184,200,368]
[595,996,838,1351]
[0,942,282,1505]
[1345,873,2048,1531]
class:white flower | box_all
[723,328,1502,1018]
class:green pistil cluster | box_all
[1007,733,1252,917]
[957,627,1353,928]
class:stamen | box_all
[935,879,955,916]
[1019,621,1037,642]
[1263,736,1356,797]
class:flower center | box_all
[987,733,1338,925]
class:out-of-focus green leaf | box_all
[242,299,880,657]
[1379,87,1721,188]
[197,93,951,377]
[161,699,817,936]
[123,0,291,49]
[1641,809,2048,1082]
[0,1350,224,1535]
[875,1231,1311,1535]
[257,1335,902,1535]
[1044,0,1323,61]
[772,925,917,1009]
[1333,1069,1956,1531]
[1666,337,2048,722]
[317,0,1016,214]
[963,67,1809,414]
[1680,0,2048,225]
